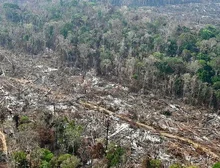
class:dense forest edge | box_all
[91,0,220,6]
[0,0,219,110]
[0,0,220,167]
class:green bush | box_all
[57,154,71,165]
[29,148,54,168]
[132,74,138,80]
[40,160,51,168]
[39,148,54,162]
[106,144,125,167]
[60,155,80,168]
[199,26,216,40]
[197,64,215,83]
[55,119,83,154]
[155,61,174,74]
[20,116,30,124]
[13,151,29,168]
[196,53,210,62]
[142,158,162,168]
[213,82,220,90]
[212,76,220,83]
[213,162,220,168]
[60,23,73,39]
[3,3,20,10]
[4,6,21,23]
[169,165,199,168]
[149,159,162,168]
[153,52,164,60]
[48,156,58,168]
[49,154,80,168]
[169,164,183,168]
[0,29,12,48]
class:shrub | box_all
[20,116,30,124]
[212,75,220,83]
[142,158,162,168]
[169,164,183,168]
[30,148,54,168]
[40,160,51,168]
[49,154,71,168]
[132,74,138,80]
[48,156,58,168]
[213,162,220,168]
[55,119,83,153]
[150,159,162,168]
[153,52,164,60]
[3,4,21,23]
[49,154,80,168]
[57,154,71,166]
[213,82,220,90]
[39,148,54,162]
[155,61,174,74]
[3,3,20,9]
[199,28,215,40]
[60,155,80,168]
[13,151,29,168]
[106,144,125,167]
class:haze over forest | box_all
[0,0,219,168]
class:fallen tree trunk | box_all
[0,131,7,155]
[80,101,220,160]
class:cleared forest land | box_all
[0,0,219,167]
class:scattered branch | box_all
[80,101,220,160]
